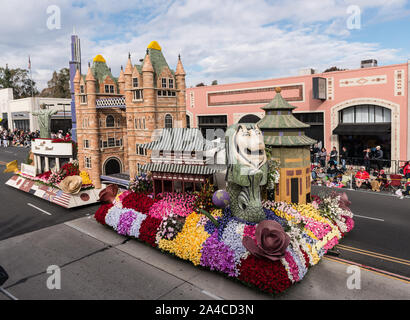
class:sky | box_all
[1,0,410,90]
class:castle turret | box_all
[118,66,125,94]
[83,62,101,188]
[175,55,187,128]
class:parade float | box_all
[4,104,104,208]
[92,92,355,294]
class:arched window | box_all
[106,115,115,127]
[339,105,391,124]
[165,114,173,128]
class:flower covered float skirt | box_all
[94,191,354,295]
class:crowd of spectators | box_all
[0,129,70,148]
[1,129,39,148]
[310,143,410,197]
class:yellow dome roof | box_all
[147,41,162,51]
[93,54,106,63]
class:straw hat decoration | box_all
[58,175,83,194]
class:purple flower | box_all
[200,231,237,277]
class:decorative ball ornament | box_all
[212,190,230,208]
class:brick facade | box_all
[73,42,186,188]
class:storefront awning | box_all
[332,123,390,136]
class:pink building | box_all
[186,61,410,162]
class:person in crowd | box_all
[340,146,348,171]
[402,161,410,179]
[327,164,338,178]
[355,166,370,189]
[374,146,384,171]
[319,147,327,168]
[316,168,326,182]
[363,148,371,173]
[312,144,320,164]
[329,146,338,166]
[403,179,410,196]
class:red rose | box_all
[238,255,291,294]
[138,215,161,247]
[122,192,155,213]
[95,203,113,225]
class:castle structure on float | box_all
[72,41,187,188]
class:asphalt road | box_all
[312,186,410,279]
[0,147,99,241]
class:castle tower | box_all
[175,55,187,128]
[258,87,316,204]
[84,63,103,188]
[125,41,187,179]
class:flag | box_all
[28,56,31,70]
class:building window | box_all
[115,139,122,147]
[165,114,173,128]
[134,118,138,129]
[133,78,139,88]
[117,118,121,127]
[169,78,174,89]
[162,78,167,88]
[143,118,146,129]
[108,137,115,147]
[85,156,92,169]
[339,105,392,124]
[103,141,108,148]
[80,85,85,94]
[105,84,115,94]
[84,139,90,149]
[80,95,87,104]
[133,89,143,100]
[99,140,103,149]
[83,118,88,128]
[136,144,147,155]
[186,115,190,128]
[157,89,175,97]
[106,115,115,127]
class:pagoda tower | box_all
[258,87,316,204]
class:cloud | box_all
[0,0,408,90]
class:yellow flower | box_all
[80,170,92,185]
[158,212,210,265]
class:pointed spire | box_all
[118,67,125,83]
[261,87,295,111]
[73,68,81,83]
[86,64,95,81]
[175,55,186,76]
[132,66,139,78]
[142,53,154,72]
[124,53,133,75]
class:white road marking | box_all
[27,203,52,216]
[354,214,384,222]
[0,287,18,300]
[201,290,224,300]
